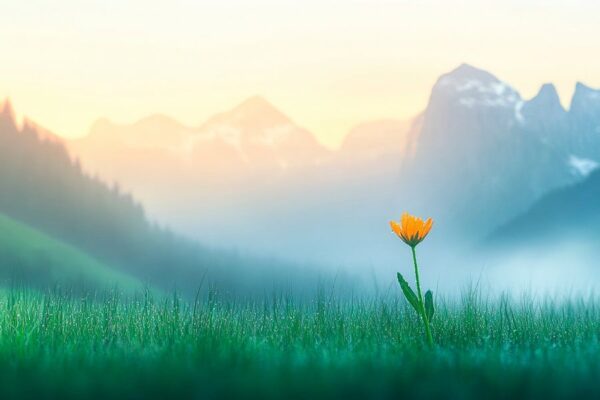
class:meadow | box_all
[0,287,599,399]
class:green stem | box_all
[411,246,433,348]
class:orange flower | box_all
[390,212,433,247]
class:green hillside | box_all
[0,213,142,290]
[488,169,600,247]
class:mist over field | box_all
[16,64,583,296]
[2,61,600,296]
[1,64,600,293]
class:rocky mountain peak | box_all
[431,64,521,110]
[570,82,600,116]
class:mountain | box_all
[70,96,330,184]
[521,84,566,125]
[480,169,600,289]
[69,114,191,198]
[399,64,586,242]
[67,97,333,240]
[61,66,600,269]
[0,99,186,288]
[488,168,600,247]
[84,114,192,150]
[190,96,330,171]
[568,82,600,161]
[1,100,335,295]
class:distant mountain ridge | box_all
[8,63,600,268]
[71,96,330,178]
[70,65,600,179]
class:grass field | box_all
[0,288,598,399]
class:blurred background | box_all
[1,0,600,297]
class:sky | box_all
[1,0,600,149]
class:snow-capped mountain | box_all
[433,64,522,112]
[187,96,330,171]
[410,64,528,174]
[399,64,593,242]
[483,82,600,249]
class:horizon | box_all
[3,0,600,148]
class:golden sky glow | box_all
[2,0,600,148]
